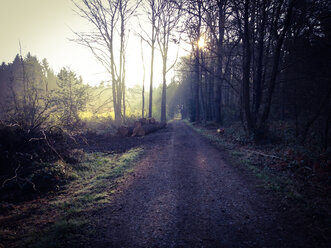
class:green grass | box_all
[28,219,87,248]
[25,147,144,248]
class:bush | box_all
[0,124,83,201]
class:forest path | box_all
[85,120,310,248]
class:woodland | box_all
[0,0,330,247]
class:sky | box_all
[0,0,183,87]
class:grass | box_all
[29,219,87,248]
[185,121,302,201]
[24,147,144,248]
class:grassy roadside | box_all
[14,147,144,248]
[186,121,328,206]
[186,120,330,243]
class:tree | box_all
[156,0,182,122]
[55,67,89,130]
[140,38,146,118]
[232,0,296,140]
[137,0,164,118]
[0,53,52,131]
[73,0,140,124]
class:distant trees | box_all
[156,0,182,122]
[0,53,52,131]
[140,0,162,118]
[0,54,89,133]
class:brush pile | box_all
[0,124,84,201]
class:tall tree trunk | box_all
[115,81,122,124]
[195,47,200,123]
[161,56,167,122]
[149,12,156,118]
[141,39,146,118]
[208,62,215,120]
[242,0,254,133]
[253,0,266,119]
[215,0,225,124]
[324,106,331,150]
[259,0,295,128]
[142,83,145,118]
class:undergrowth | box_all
[187,120,330,241]
[187,121,326,204]
[23,147,144,248]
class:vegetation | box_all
[189,121,330,241]
[3,148,143,247]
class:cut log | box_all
[134,121,142,128]
[148,117,156,124]
[139,118,148,125]
[117,126,134,136]
[132,123,163,137]
[132,127,145,136]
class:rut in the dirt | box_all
[84,121,315,248]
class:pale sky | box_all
[0,0,182,87]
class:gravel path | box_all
[85,121,314,248]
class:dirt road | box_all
[85,121,315,248]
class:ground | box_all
[80,121,319,248]
[0,121,329,247]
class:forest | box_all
[0,0,330,247]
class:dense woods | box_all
[166,0,331,151]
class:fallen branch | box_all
[2,163,21,188]
[2,162,37,191]
[29,137,44,142]
[241,149,285,161]
[42,130,65,162]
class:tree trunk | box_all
[161,56,167,122]
[215,0,225,124]
[149,14,156,118]
[195,47,200,123]
[142,84,145,119]
[242,0,253,133]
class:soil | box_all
[81,121,324,248]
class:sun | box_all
[198,37,205,49]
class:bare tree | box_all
[73,0,140,124]
[137,0,163,118]
[156,0,182,122]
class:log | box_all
[132,127,145,136]
[117,126,134,136]
[241,149,284,161]
[132,123,163,137]
[139,118,148,125]
[134,121,142,128]
[148,117,156,124]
